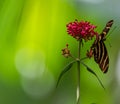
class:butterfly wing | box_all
[93,40,109,73]
[100,20,114,40]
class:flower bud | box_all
[62,44,71,58]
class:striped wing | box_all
[93,40,109,73]
[100,20,114,40]
[88,20,113,73]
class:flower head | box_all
[66,20,98,41]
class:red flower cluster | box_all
[66,20,98,41]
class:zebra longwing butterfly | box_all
[87,20,114,73]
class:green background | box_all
[0,0,120,104]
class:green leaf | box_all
[56,60,77,88]
[80,61,105,90]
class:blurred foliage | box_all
[0,0,120,104]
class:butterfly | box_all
[87,20,114,73]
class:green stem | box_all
[76,40,82,104]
